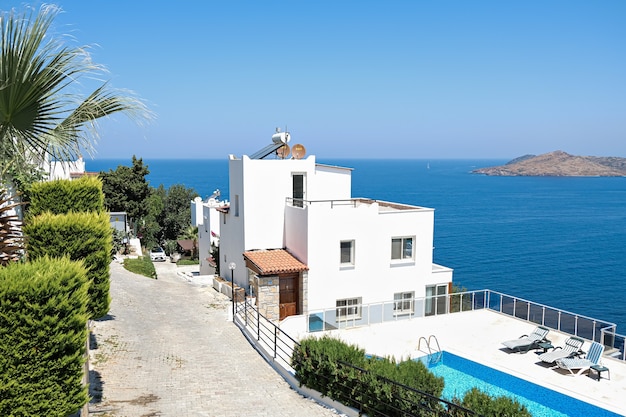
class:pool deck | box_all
[316,309,626,415]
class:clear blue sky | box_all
[6,1,626,159]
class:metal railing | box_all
[306,289,626,361]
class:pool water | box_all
[420,352,620,417]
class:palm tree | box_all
[0,188,24,265]
[0,4,152,188]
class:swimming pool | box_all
[418,352,620,417]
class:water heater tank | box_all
[272,131,290,144]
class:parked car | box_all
[150,246,167,262]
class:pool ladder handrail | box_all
[418,334,443,364]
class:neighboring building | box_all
[217,132,453,322]
[191,193,229,275]
[40,155,97,180]
[110,212,129,235]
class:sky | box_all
[4,1,626,159]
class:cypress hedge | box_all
[0,257,89,416]
[24,211,112,319]
[28,176,104,216]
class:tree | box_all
[100,156,151,232]
[139,186,166,249]
[158,184,199,242]
[0,4,151,193]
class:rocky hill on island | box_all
[472,151,626,177]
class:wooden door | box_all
[279,274,299,320]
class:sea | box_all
[89,158,626,334]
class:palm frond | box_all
[0,4,153,169]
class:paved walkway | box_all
[88,261,340,416]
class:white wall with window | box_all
[221,154,351,289]
[393,291,415,315]
[298,198,443,312]
[216,146,453,315]
[340,240,355,266]
[336,297,362,321]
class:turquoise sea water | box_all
[423,352,620,417]
[90,158,626,333]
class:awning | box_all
[243,249,308,275]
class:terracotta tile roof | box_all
[243,249,308,275]
[177,239,195,251]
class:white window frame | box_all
[340,240,355,265]
[336,297,362,321]
[393,291,415,315]
[391,236,414,260]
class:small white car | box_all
[149,246,167,262]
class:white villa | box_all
[212,132,453,322]
[191,192,228,275]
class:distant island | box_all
[472,151,626,177]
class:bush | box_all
[457,387,532,417]
[124,256,157,279]
[292,336,444,416]
[28,176,104,216]
[24,212,112,319]
[0,257,90,416]
[292,335,367,397]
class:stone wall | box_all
[255,275,279,321]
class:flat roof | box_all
[312,310,625,415]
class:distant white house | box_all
[216,131,454,322]
[40,155,91,181]
[191,192,229,275]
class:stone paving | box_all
[88,261,340,417]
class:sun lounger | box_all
[501,325,550,353]
[538,336,585,363]
[555,341,605,376]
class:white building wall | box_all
[220,157,247,286]
[306,164,352,201]
[218,148,453,309]
[42,156,86,180]
[295,200,439,312]
[222,154,352,288]
[192,196,228,275]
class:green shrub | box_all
[292,336,444,415]
[0,257,90,416]
[457,387,532,417]
[176,259,199,265]
[293,335,366,395]
[24,212,112,319]
[124,256,157,279]
[28,176,105,216]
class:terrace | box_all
[316,309,625,415]
[236,291,626,416]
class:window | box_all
[336,297,362,320]
[292,174,304,207]
[340,240,354,265]
[394,291,415,315]
[425,284,448,316]
[234,194,240,217]
[391,237,414,260]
